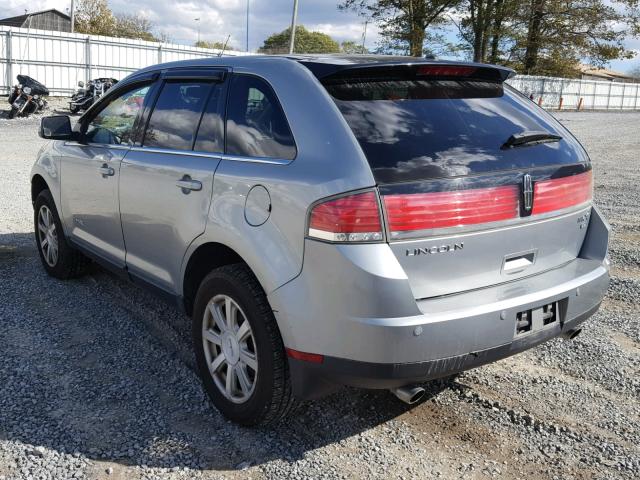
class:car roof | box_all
[131,54,515,82]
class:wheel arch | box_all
[31,174,50,206]
[182,241,266,317]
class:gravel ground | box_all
[0,101,638,480]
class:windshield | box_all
[325,78,587,184]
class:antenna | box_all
[218,35,231,57]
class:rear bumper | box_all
[269,207,610,400]
[289,300,603,398]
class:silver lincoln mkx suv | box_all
[32,55,610,425]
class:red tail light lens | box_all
[417,65,477,77]
[531,171,593,215]
[308,191,383,242]
[383,185,520,235]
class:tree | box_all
[258,26,340,54]
[195,40,240,51]
[341,40,369,53]
[515,0,640,76]
[74,0,116,36]
[113,13,156,42]
[453,0,516,63]
[339,0,460,57]
[629,63,640,78]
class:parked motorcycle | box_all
[7,75,49,119]
[69,77,117,113]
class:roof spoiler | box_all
[301,60,516,84]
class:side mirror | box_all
[78,81,85,87]
[40,115,74,140]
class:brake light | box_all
[417,65,477,77]
[383,185,519,235]
[532,171,593,215]
[308,191,383,242]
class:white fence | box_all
[0,26,247,96]
[2,25,640,110]
[508,75,640,110]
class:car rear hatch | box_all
[318,61,593,299]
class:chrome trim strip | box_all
[126,147,291,165]
[220,153,292,165]
[389,202,592,242]
[63,142,131,151]
[129,146,222,159]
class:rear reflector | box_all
[308,191,383,242]
[286,348,324,364]
[532,171,593,215]
[383,185,520,234]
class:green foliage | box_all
[195,40,240,51]
[75,0,115,36]
[75,0,158,42]
[339,0,461,57]
[113,14,156,42]
[258,25,341,54]
[341,40,368,54]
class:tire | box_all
[192,264,296,426]
[70,105,80,114]
[8,107,18,119]
[34,190,89,279]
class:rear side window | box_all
[325,74,586,184]
[144,81,212,151]
[226,75,296,160]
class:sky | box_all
[4,0,640,73]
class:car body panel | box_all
[119,148,219,291]
[58,142,129,267]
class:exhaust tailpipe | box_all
[390,385,426,405]
[562,328,582,340]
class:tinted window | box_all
[194,84,226,153]
[85,84,150,145]
[226,75,296,160]
[144,82,212,151]
[326,78,587,184]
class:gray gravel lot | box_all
[0,103,638,480]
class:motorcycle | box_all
[69,77,117,113]
[7,75,49,119]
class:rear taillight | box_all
[383,185,520,236]
[532,171,593,215]
[308,191,383,242]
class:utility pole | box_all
[288,0,299,55]
[246,0,250,52]
[195,18,200,44]
[70,0,75,33]
[361,20,368,54]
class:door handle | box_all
[98,164,115,177]
[176,176,202,193]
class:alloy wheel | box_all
[202,294,258,404]
[37,205,58,267]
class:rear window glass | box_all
[325,78,586,184]
[226,75,296,160]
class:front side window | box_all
[85,84,150,145]
[226,75,296,160]
[144,81,212,151]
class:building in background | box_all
[579,64,638,83]
[0,9,71,33]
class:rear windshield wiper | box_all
[501,131,562,149]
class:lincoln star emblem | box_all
[523,174,533,212]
